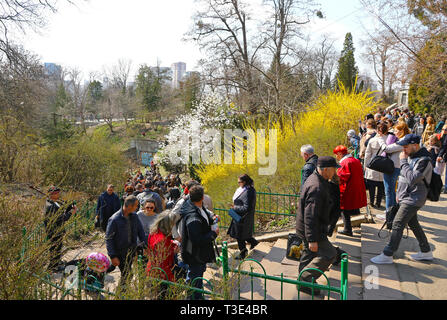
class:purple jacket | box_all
[381,134,398,157]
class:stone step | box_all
[237,239,325,300]
[326,227,363,300]
[226,242,274,300]
[360,223,405,300]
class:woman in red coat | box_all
[146,211,179,298]
[333,145,367,237]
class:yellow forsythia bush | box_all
[198,83,378,206]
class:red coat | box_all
[337,155,367,210]
[146,230,177,282]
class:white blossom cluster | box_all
[159,93,233,166]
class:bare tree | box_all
[359,0,447,110]
[312,34,337,92]
[99,88,119,133]
[257,0,320,113]
[104,59,137,128]
[65,68,89,133]
[361,27,402,101]
[186,0,265,113]
[0,0,81,65]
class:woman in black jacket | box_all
[228,174,259,260]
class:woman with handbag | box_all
[364,123,389,209]
[228,174,258,260]
[375,122,409,220]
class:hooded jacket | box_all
[180,199,217,266]
[397,147,433,208]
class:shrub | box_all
[40,134,129,195]
[197,83,378,204]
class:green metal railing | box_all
[23,240,348,300]
[219,242,348,300]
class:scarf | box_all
[232,186,247,202]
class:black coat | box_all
[96,192,121,225]
[44,200,73,237]
[296,171,334,243]
[180,199,217,266]
[439,134,447,162]
[227,186,256,240]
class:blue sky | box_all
[21,0,375,79]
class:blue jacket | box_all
[105,209,147,259]
[96,192,121,222]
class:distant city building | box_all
[44,62,62,79]
[171,62,187,88]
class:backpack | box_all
[423,171,443,202]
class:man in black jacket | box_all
[96,184,121,232]
[106,196,147,289]
[180,185,219,300]
[300,144,318,188]
[45,186,77,272]
[296,156,340,296]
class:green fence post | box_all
[222,242,230,300]
[20,227,27,263]
[340,254,348,300]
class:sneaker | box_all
[375,214,386,221]
[370,253,394,264]
[410,251,434,261]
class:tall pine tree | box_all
[335,33,359,92]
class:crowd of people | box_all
[296,107,447,296]
[42,107,447,299]
[41,160,259,299]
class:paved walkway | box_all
[362,192,447,300]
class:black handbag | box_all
[367,145,395,175]
[285,233,303,261]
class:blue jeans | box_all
[383,168,401,211]
[186,263,207,300]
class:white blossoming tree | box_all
[158,93,237,173]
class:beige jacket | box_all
[364,134,387,182]
[359,129,377,160]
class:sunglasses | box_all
[145,206,155,210]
